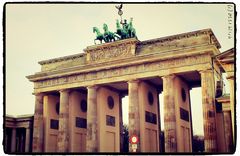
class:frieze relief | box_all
[87,44,132,62]
[34,54,209,89]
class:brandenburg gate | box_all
[27,28,234,153]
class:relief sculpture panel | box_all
[86,44,132,62]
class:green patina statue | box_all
[127,18,136,38]
[116,18,137,39]
[116,19,128,39]
[92,4,137,44]
[93,19,136,44]
[93,20,137,44]
[92,3,137,44]
[103,23,119,42]
[93,27,105,44]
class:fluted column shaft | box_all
[119,94,124,152]
[11,128,16,152]
[200,70,217,152]
[223,111,233,152]
[57,89,70,152]
[128,80,141,152]
[25,128,30,152]
[162,74,177,152]
[32,93,44,152]
[227,76,235,144]
[86,86,98,152]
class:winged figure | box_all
[115,4,123,11]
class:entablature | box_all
[27,44,216,82]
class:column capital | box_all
[127,79,140,84]
[33,92,45,96]
[198,69,213,75]
[87,85,99,90]
[162,74,176,80]
[59,89,70,93]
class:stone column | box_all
[223,111,233,152]
[200,70,217,152]
[32,93,44,152]
[86,86,98,152]
[162,74,177,152]
[128,79,141,152]
[25,128,30,152]
[119,94,124,152]
[57,89,70,152]
[227,76,235,144]
[11,128,16,152]
[157,91,162,152]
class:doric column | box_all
[32,93,44,152]
[11,128,16,152]
[223,111,233,152]
[157,90,162,152]
[162,74,177,152]
[86,86,98,152]
[227,75,235,144]
[200,70,217,152]
[119,94,124,152]
[25,128,30,152]
[57,89,70,152]
[128,79,141,152]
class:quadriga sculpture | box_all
[93,18,137,44]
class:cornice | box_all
[215,48,235,63]
[38,53,85,65]
[138,28,221,49]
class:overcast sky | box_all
[5,3,234,135]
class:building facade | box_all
[26,29,235,153]
[4,115,33,153]
[215,48,235,152]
